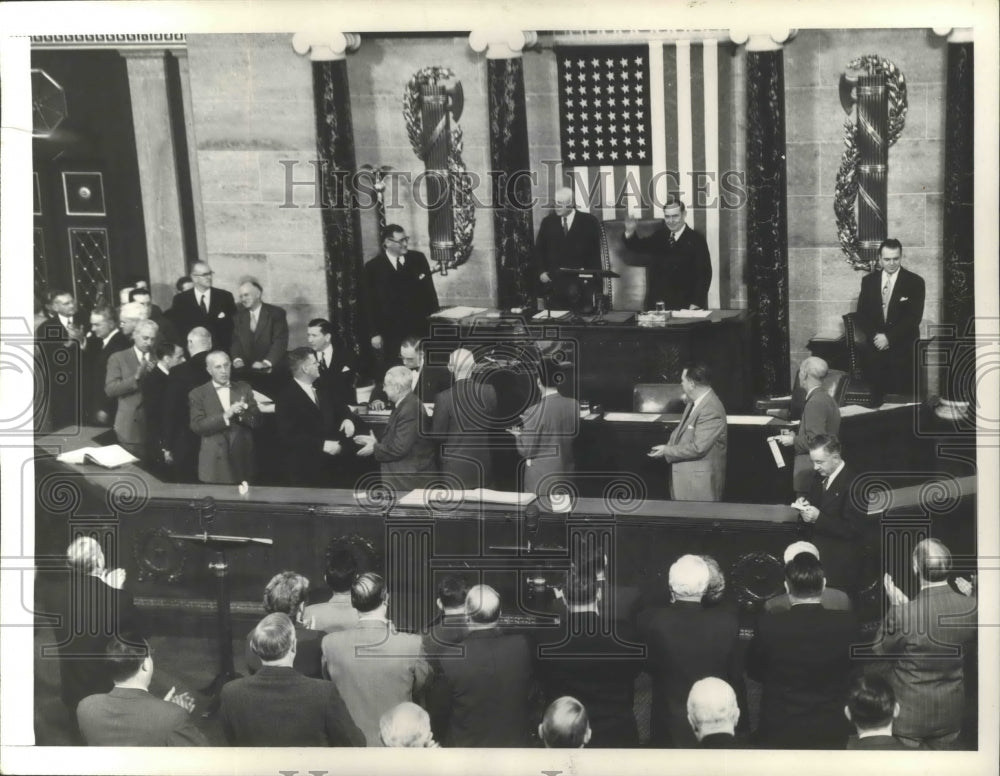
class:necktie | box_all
[199,294,208,314]
[396,257,403,271]
[562,215,569,235]
[250,310,257,332]
[318,352,327,371]
[823,475,831,490]
[881,278,891,318]
[678,400,693,431]
[667,230,676,247]
[310,385,319,405]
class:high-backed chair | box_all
[633,383,687,414]
[841,312,880,407]
[598,218,662,310]
[755,368,849,420]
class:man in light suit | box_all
[167,261,237,352]
[874,539,977,749]
[855,238,926,399]
[231,280,289,373]
[648,363,727,501]
[77,634,206,746]
[188,350,260,484]
[354,365,436,493]
[104,319,159,457]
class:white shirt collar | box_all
[293,377,316,396]
[826,460,846,485]
[319,345,334,362]
[213,381,229,391]
[672,224,686,240]
[561,210,576,230]
[132,346,147,362]
[102,328,120,346]
[689,389,709,411]
[157,362,169,375]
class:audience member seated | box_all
[307,318,358,409]
[422,574,469,657]
[537,570,642,747]
[56,537,139,719]
[874,538,976,749]
[77,634,206,746]
[163,327,212,482]
[686,677,741,748]
[82,306,129,426]
[428,584,533,747]
[844,675,908,750]
[764,541,852,613]
[231,280,289,374]
[637,554,741,748]
[245,571,325,678]
[104,318,158,458]
[303,538,363,633]
[221,613,364,747]
[700,554,727,608]
[142,340,185,475]
[379,702,439,748]
[321,573,431,746]
[790,434,864,593]
[539,696,592,749]
[746,552,860,749]
[431,348,498,488]
[354,366,436,493]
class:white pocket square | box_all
[341,365,350,372]
[899,297,909,302]
[217,311,225,318]
[418,273,427,280]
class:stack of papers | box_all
[671,309,712,319]
[399,488,537,507]
[533,310,570,320]
[56,445,138,468]
[603,412,662,422]
[433,306,488,320]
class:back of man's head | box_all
[465,584,501,625]
[563,570,599,609]
[324,540,363,593]
[845,675,898,731]
[187,326,212,354]
[912,538,952,583]
[351,572,387,613]
[785,552,825,599]
[436,575,469,611]
[263,571,310,615]
[800,357,829,383]
[687,677,739,740]
[669,554,710,600]
[250,612,296,662]
[287,346,316,377]
[379,702,435,747]
[783,540,820,565]
[66,536,104,575]
[106,634,151,684]
[539,696,591,748]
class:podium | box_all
[556,267,620,322]
[169,529,273,715]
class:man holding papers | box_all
[104,319,159,458]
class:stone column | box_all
[121,51,188,300]
[731,30,794,397]
[292,32,366,359]
[469,30,537,308]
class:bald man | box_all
[778,357,841,495]
[230,280,289,373]
[431,348,498,489]
[687,678,740,747]
[380,702,438,748]
[532,186,603,310]
[539,697,592,748]
[167,261,236,351]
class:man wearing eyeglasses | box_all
[362,224,440,370]
[166,261,237,353]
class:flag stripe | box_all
[662,45,678,205]
[703,40,721,308]
[676,41,694,216]
[649,42,668,212]
[690,42,706,235]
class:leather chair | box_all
[755,368,849,420]
[598,218,663,310]
[841,312,880,407]
[633,383,687,414]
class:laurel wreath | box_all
[834,55,908,271]
[403,66,476,268]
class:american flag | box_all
[552,41,737,308]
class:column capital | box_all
[932,28,973,43]
[292,31,361,61]
[729,29,797,52]
[468,29,537,59]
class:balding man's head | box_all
[783,540,820,565]
[539,696,591,748]
[187,326,212,355]
[799,356,829,385]
[465,584,501,626]
[449,348,475,380]
[380,702,435,747]
[913,538,952,583]
[669,555,710,601]
[687,677,740,741]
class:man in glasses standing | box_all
[362,224,440,372]
[166,261,237,353]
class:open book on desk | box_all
[399,488,537,507]
[56,444,138,468]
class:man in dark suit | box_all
[82,306,130,426]
[637,554,741,747]
[362,224,439,366]
[221,613,364,747]
[142,340,185,473]
[230,280,289,374]
[622,199,712,310]
[431,348,498,489]
[188,350,260,484]
[369,337,451,409]
[777,357,842,496]
[874,539,977,749]
[844,675,908,750]
[77,634,206,746]
[686,677,742,748]
[429,585,533,747]
[855,238,926,399]
[764,541,853,613]
[536,571,644,747]
[354,365,436,493]
[104,319,159,458]
[532,186,603,311]
[274,347,363,487]
[746,552,860,749]
[791,434,864,592]
[129,287,179,347]
[167,261,237,352]
[244,572,325,679]
[307,318,358,409]
[648,363,728,502]
[163,327,212,482]
[34,289,88,432]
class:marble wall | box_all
[784,29,947,369]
